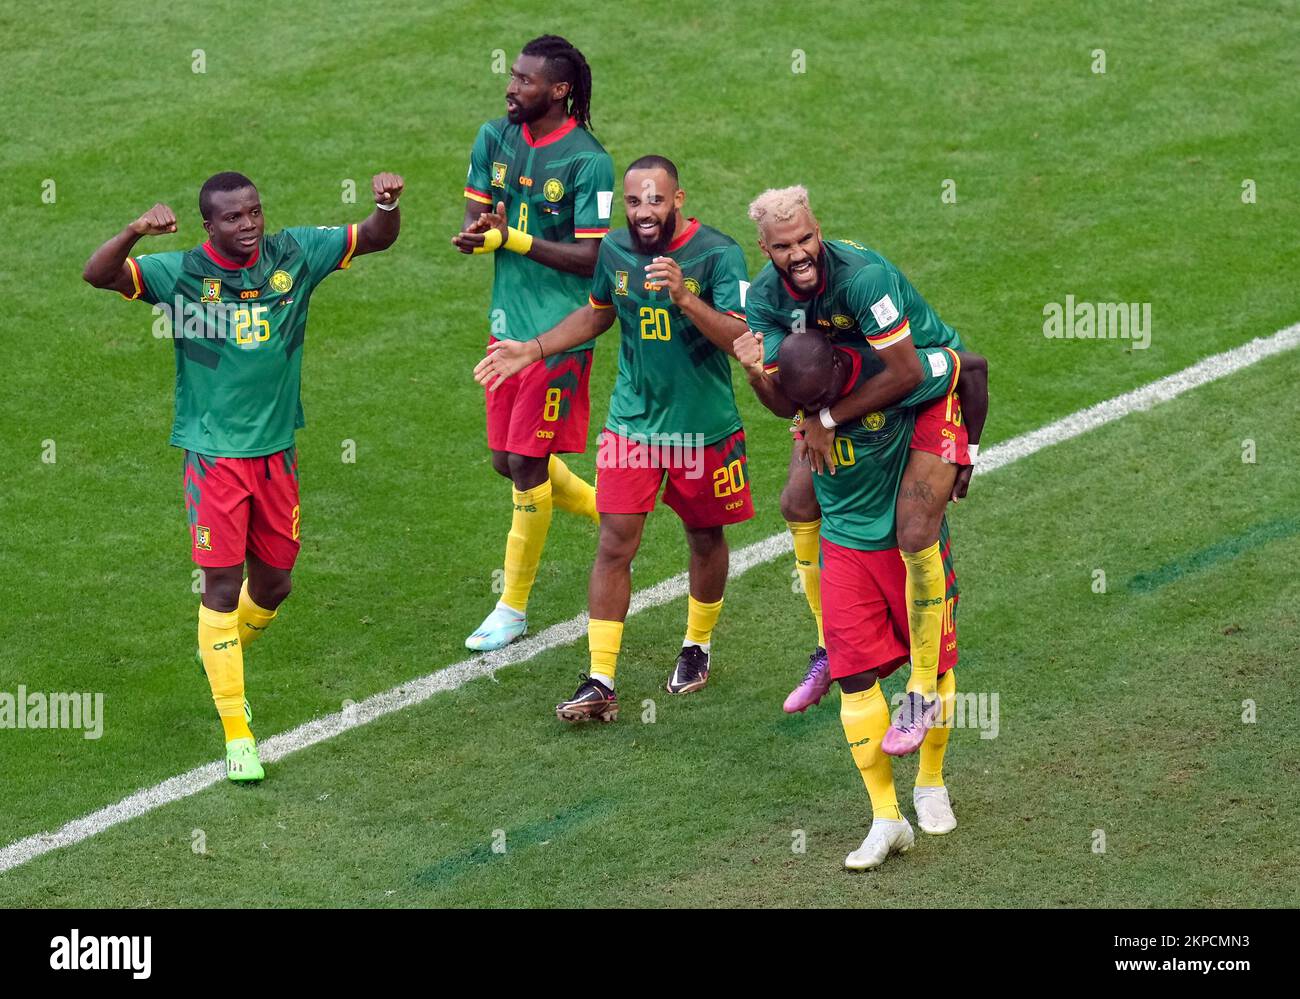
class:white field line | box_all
[3,323,1297,876]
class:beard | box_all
[506,96,547,125]
[776,245,825,293]
[627,212,677,256]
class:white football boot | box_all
[913,786,957,835]
[844,817,915,871]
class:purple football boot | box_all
[783,646,831,713]
[881,690,940,756]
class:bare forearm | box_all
[357,204,400,254]
[83,226,142,287]
[748,370,798,419]
[535,306,615,357]
[525,238,600,277]
[957,355,988,445]
[677,296,746,352]
[825,366,920,424]
[462,201,490,230]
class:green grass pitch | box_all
[1,0,1297,906]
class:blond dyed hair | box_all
[747,185,814,233]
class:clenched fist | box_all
[130,203,177,236]
[372,172,404,205]
[733,328,766,376]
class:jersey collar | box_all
[202,240,260,269]
[664,217,700,254]
[522,115,578,148]
[835,346,863,399]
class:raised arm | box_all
[352,172,404,256]
[82,204,177,296]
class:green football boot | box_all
[225,737,265,784]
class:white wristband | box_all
[818,407,836,430]
[375,199,399,212]
[966,443,979,463]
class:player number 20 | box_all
[712,458,745,498]
[234,305,271,346]
[639,307,671,341]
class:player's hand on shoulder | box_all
[131,203,177,237]
[474,338,533,391]
[733,329,765,375]
[372,172,404,205]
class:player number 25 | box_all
[639,306,671,341]
[234,305,271,346]
[712,458,745,498]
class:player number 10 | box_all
[832,437,856,466]
[234,305,271,346]
[639,307,672,341]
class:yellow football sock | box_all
[917,669,957,788]
[548,454,598,525]
[841,683,900,820]
[198,604,251,743]
[901,541,944,700]
[684,595,723,647]
[787,520,824,647]
[237,578,278,650]
[501,479,554,613]
[588,618,624,684]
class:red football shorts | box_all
[595,428,755,530]
[485,337,592,457]
[183,447,301,569]
[911,386,970,465]
[820,534,959,681]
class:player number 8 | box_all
[542,388,562,422]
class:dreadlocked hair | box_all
[522,35,593,130]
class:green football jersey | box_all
[465,115,614,349]
[747,238,963,376]
[812,345,961,552]
[589,219,749,445]
[125,224,358,458]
